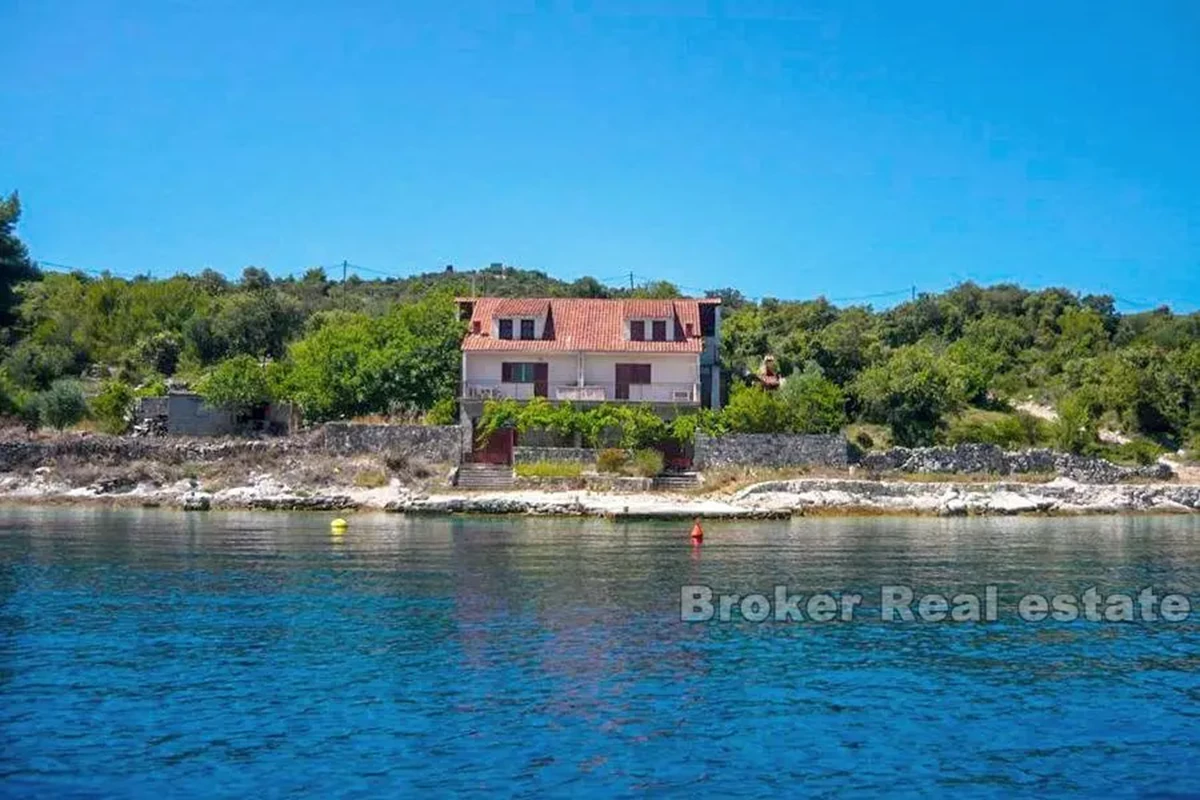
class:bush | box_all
[197,355,272,415]
[944,412,1029,449]
[91,380,136,435]
[515,461,584,479]
[722,384,791,433]
[596,448,628,474]
[38,380,88,430]
[425,396,457,426]
[353,468,389,488]
[778,369,846,433]
[629,448,665,477]
[1053,393,1096,455]
[1100,439,1164,466]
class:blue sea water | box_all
[1,509,1199,798]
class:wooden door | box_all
[534,363,548,398]
[472,427,515,464]
[615,364,650,400]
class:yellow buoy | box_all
[331,517,348,532]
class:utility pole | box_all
[911,284,916,301]
[629,271,635,291]
[342,259,348,285]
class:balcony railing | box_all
[461,380,699,404]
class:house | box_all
[456,296,722,414]
[133,391,295,436]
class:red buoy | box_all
[690,518,704,542]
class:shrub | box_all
[778,369,846,433]
[722,384,791,433]
[854,429,874,450]
[425,396,457,425]
[90,380,136,435]
[596,448,628,474]
[515,461,584,479]
[629,448,665,478]
[197,355,272,415]
[944,412,1028,449]
[1053,393,1096,455]
[38,380,88,430]
[353,468,389,488]
[1101,439,1164,466]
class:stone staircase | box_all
[652,471,701,491]
[456,463,516,490]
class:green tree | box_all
[197,355,272,416]
[1053,393,1096,454]
[852,344,967,447]
[721,384,792,433]
[778,368,846,434]
[38,380,88,430]
[0,192,40,327]
[91,380,136,435]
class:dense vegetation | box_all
[1,194,1197,457]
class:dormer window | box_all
[520,319,535,340]
[630,321,646,341]
[498,319,513,340]
[651,320,667,341]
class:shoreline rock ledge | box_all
[733,478,1200,515]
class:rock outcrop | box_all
[857,444,1172,483]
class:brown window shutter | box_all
[630,320,645,341]
[652,320,666,341]
[501,363,514,382]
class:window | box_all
[519,318,535,340]
[498,319,513,340]
[502,363,540,382]
[651,320,667,341]
[501,362,548,397]
[630,320,645,341]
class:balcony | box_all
[461,380,700,404]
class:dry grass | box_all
[352,468,390,488]
[515,461,584,479]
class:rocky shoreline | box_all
[1,469,1197,517]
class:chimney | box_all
[472,320,481,334]
[685,322,695,337]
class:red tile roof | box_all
[494,299,550,317]
[459,297,708,353]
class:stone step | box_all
[456,463,516,489]
[653,472,701,490]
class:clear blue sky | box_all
[4,0,1198,309]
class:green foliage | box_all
[476,398,522,443]
[722,384,792,433]
[0,191,40,327]
[629,448,665,477]
[1098,439,1165,466]
[1052,393,1096,455]
[276,294,462,422]
[669,409,727,442]
[2,340,80,390]
[197,355,272,414]
[852,345,967,446]
[135,377,168,397]
[515,461,584,479]
[777,369,846,433]
[944,411,1043,449]
[425,396,458,426]
[38,380,88,430]
[596,448,628,474]
[133,332,183,376]
[91,380,136,435]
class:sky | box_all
[4,0,1199,310]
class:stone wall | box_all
[857,443,1172,484]
[321,423,462,463]
[514,447,599,464]
[694,433,851,469]
[0,436,301,471]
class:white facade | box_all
[462,351,701,403]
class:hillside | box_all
[0,194,1197,456]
